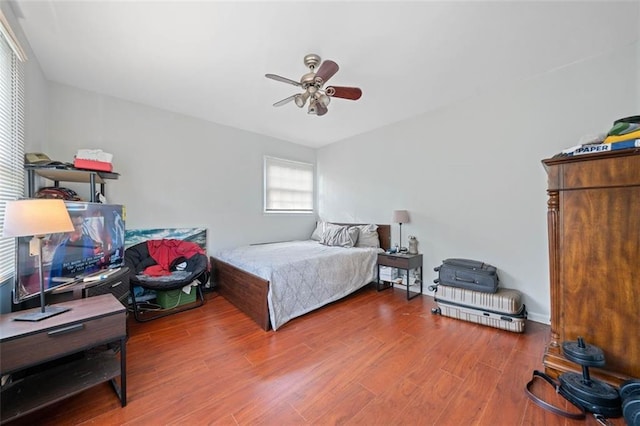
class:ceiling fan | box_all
[265,53,362,116]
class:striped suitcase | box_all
[429,284,526,333]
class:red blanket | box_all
[144,239,205,276]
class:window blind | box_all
[0,26,25,282]
[264,156,314,213]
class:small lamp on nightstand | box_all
[2,199,74,321]
[392,210,410,252]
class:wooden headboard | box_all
[376,224,391,251]
[334,223,391,251]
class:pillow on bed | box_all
[310,220,326,241]
[321,223,359,247]
[353,224,380,248]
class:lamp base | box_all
[13,305,71,322]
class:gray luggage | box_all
[433,258,499,293]
[430,284,526,333]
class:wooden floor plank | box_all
[5,286,625,425]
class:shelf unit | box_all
[26,167,119,202]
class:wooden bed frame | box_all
[211,224,391,331]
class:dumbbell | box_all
[620,379,640,426]
[560,337,621,418]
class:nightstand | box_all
[377,253,423,300]
[0,294,127,423]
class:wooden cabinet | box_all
[542,150,640,385]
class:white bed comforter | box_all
[215,240,380,330]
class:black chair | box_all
[124,241,209,322]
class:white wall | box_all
[637,40,640,107]
[317,42,638,324]
[0,1,49,312]
[43,83,317,253]
[637,9,640,109]
[0,2,48,180]
[22,39,48,160]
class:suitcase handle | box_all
[454,274,476,284]
[444,258,485,270]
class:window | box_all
[264,156,314,213]
[0,11,26,282]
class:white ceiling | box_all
[11,1,640,148]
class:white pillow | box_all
[321,223,359,247]
[310,220,326,241]
[354,224,380,248]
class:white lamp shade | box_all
[392,210,410,224]
[2,199,74,238]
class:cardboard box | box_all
[155,286,197,309]
[73,158,113,172]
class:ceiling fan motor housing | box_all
[300,72,316,88]
[303,54,321,70]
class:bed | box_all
[211,223,390,330]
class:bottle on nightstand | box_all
[408,236,418,255]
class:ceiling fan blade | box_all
[265,74,301,87]
[316,103,328,116]
[325,86,362,100]
[273,94,297,107]
[314,60,339,84]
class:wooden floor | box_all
[8,285,625,425]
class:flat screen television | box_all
[13,201,126,304]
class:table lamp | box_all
[392,210,410,252]
[2,199,74,321]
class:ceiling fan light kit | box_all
[266,53,362,116]
[295,91,309,107]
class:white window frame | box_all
[0,11,26,283]
[263,156,314,214]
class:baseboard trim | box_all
[526,311,550,325]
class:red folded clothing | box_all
[143,239,206,276]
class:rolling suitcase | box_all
[433,258,499,293]
[429,284,526,333]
